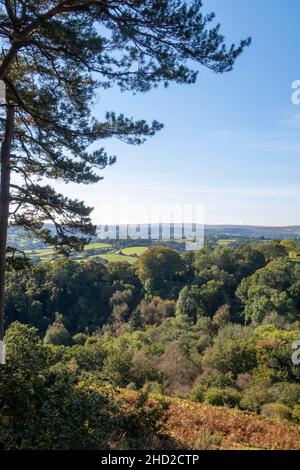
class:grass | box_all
[25,247,56,258]
[99,252,136,264]
[23,242,111,260]
[217,239,236,246]
[83,242,111,250]
[21,242,141,265]
[15,241,166,265]
[119,246,148,256]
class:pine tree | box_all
[130,309,143,330]
[0,1,251,341]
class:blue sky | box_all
[56,0,300,226]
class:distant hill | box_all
[8,224,300,248]
[97,223,300,240]
[205,225,300,238]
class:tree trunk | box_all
[0,104,15,342]
[0,44,19,80]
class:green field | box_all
[99,252,136,264]
[21,241,148,265]
[25,247,56,259]
[24,242,111,259]
[217,239,236,246]
[84,242,111,250]
[119,246,148,256]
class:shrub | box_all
[102,337,134,387]
[292,405,300,423]
[194,369,235,390]
[189,383,208,403]
[261,403,292,421]
[236,373,253,391]
[72,333,88,345]
[130,350,159,387]
[1,323,115,449]
[116,392,170,449]
[44,319,71,346]
[0,323,170,450]
[127,382,137,391]
[195,335,211,353]
[239,380,272,413]
[274,383,300,409]
[195,427,223,450]
[202,338,257,377]
[158,341,197,396]
[204,387,241,408]
[142,381,164,395]
[62,342,105,372]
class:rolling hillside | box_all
[205,225,300,238]
[122,391,300,450]
[6,224,300,265]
